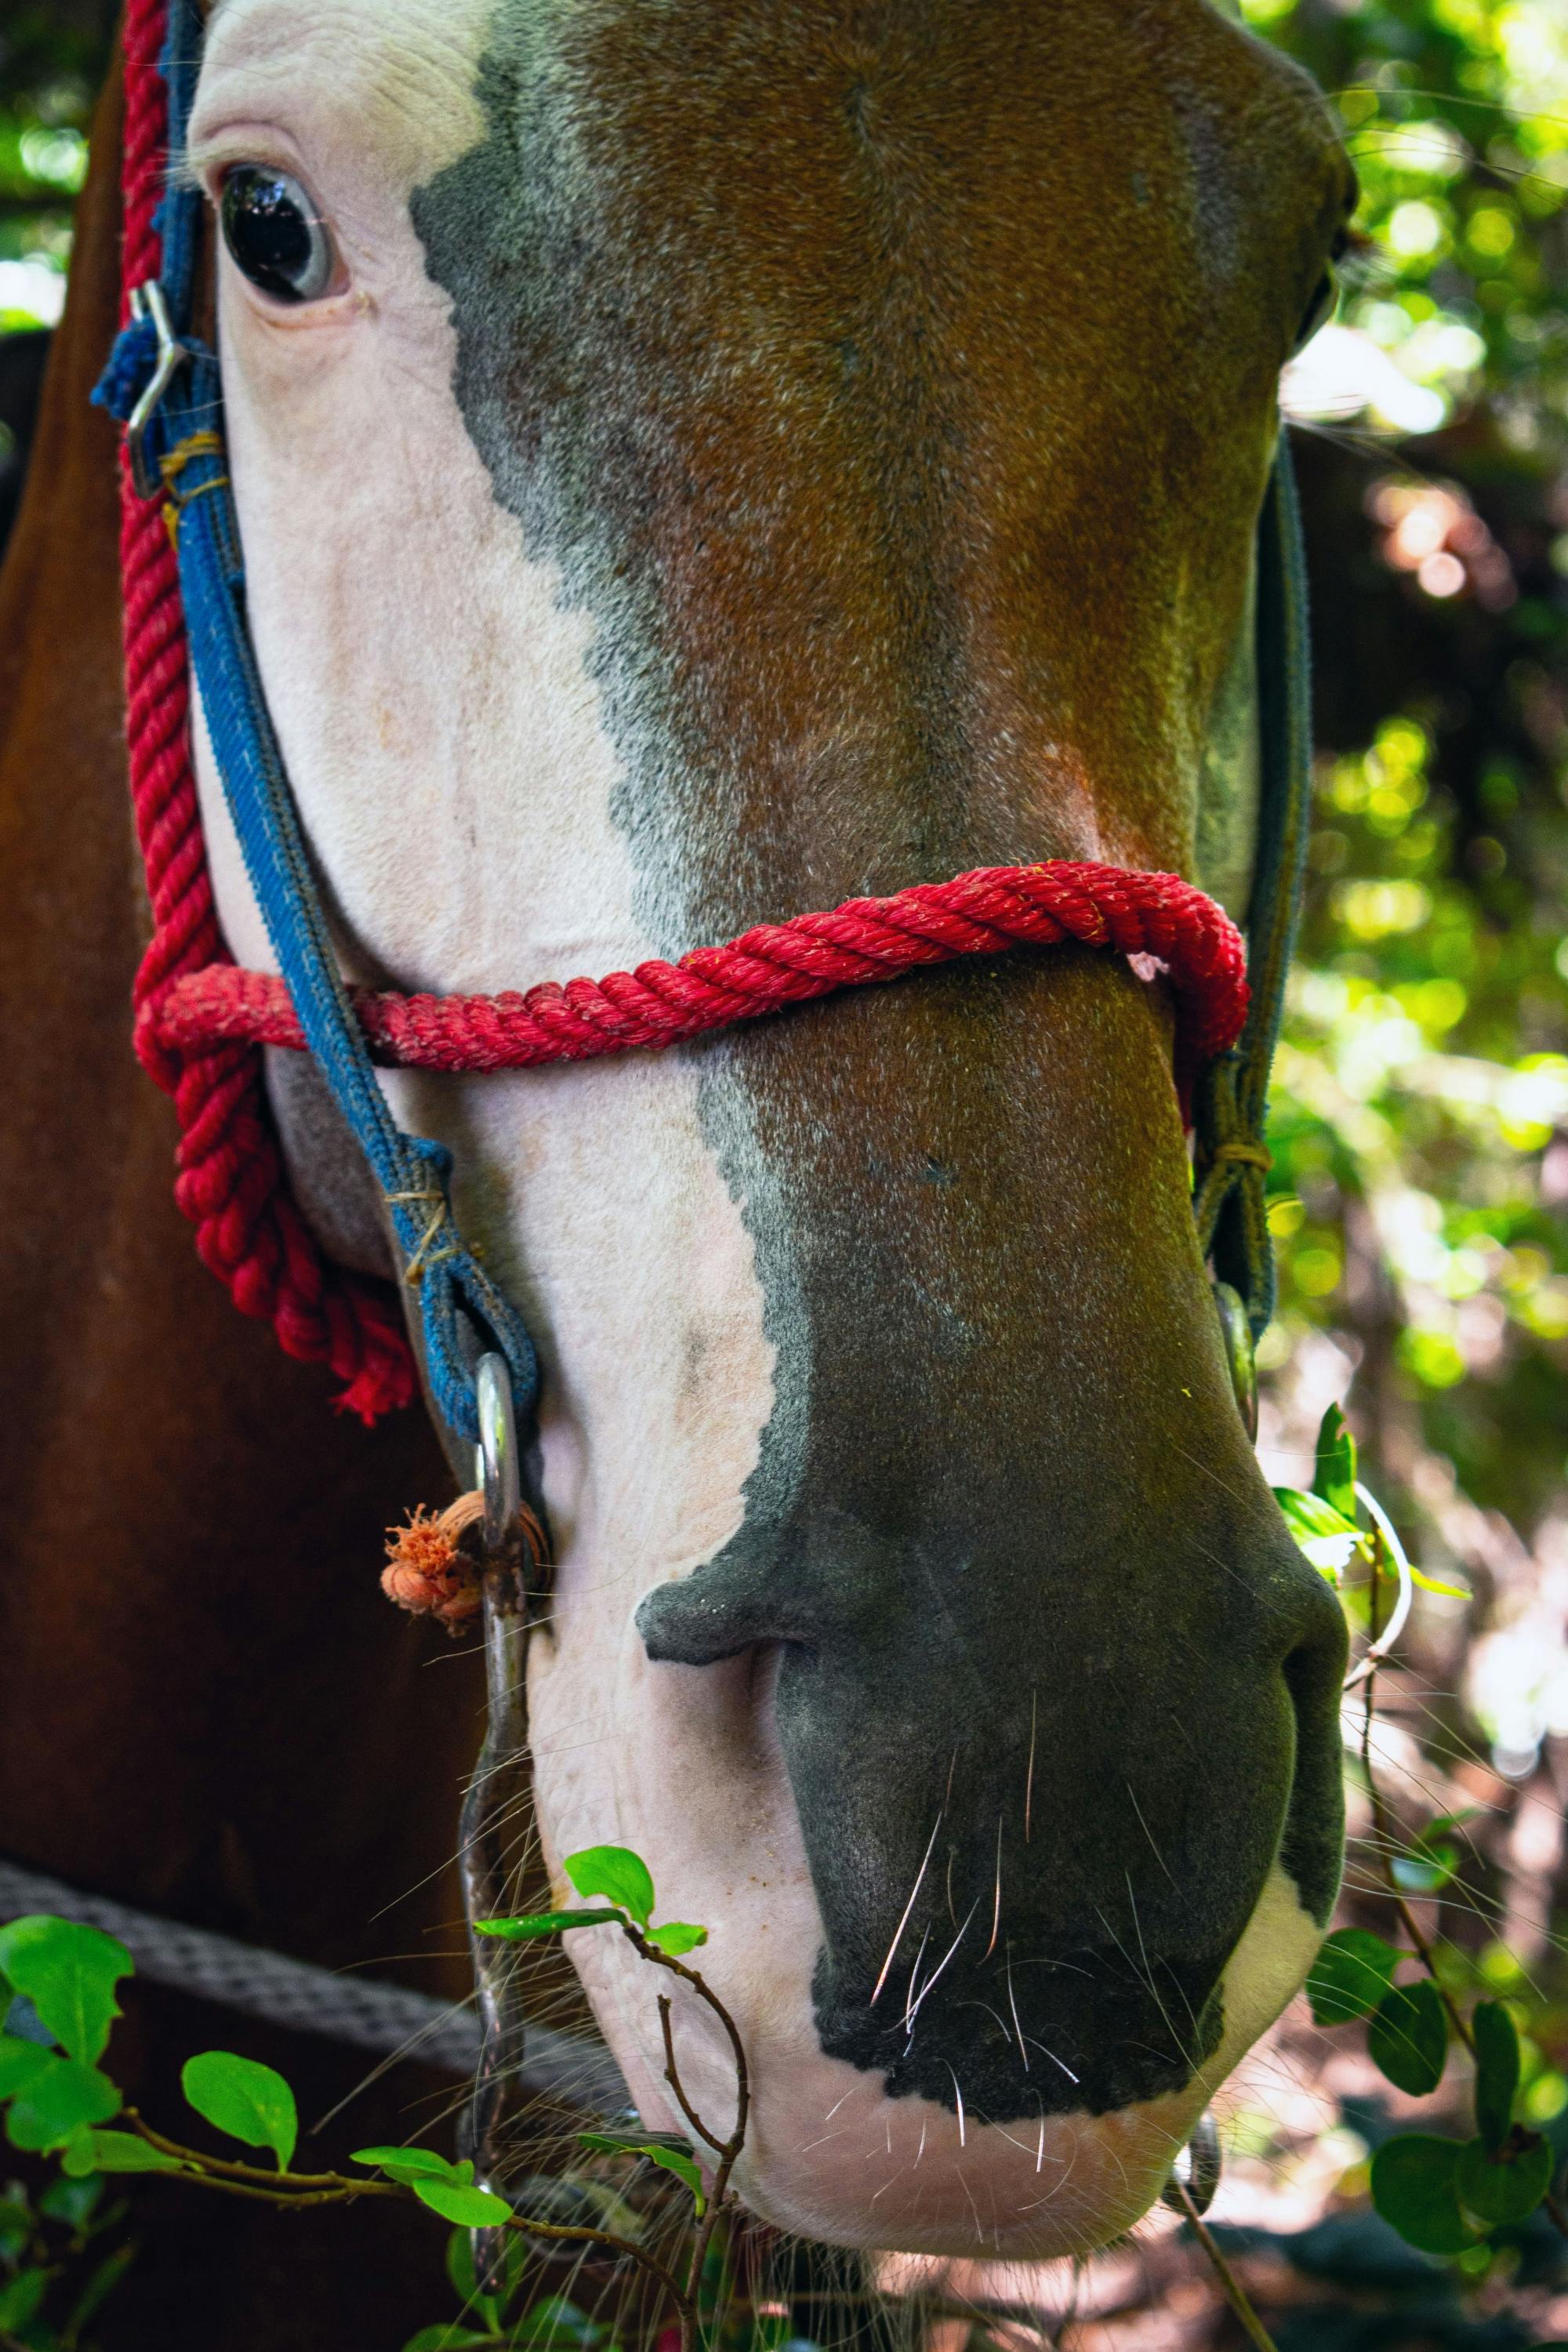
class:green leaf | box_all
[562,1848,655,1929]
[1368,1979,1449,2096]
[443,2224,506,2325]
[182,2051,297,2172]
[474,1912,619,1941]
[352,2145,460,2184]
[1305,1929,1404,2024]
[412,2178,514,2227]
[1370,2134,1479,2256]
[1273,1487,1359,1542]
[0,2031,59,2098]
[507,2301,604,2350]
[1408,1566,1472,1599]
[578,2132,704,2214]
[445,2223,481,2301]
[644,1922,708,1958]
[1456,2130,1553,2226]
[1313,1402,1358,1521]
[64,2129,182,2175]
[0,2267,49,2332]
[638,2147,706,2212]
[1391,1831,1461,1896]
[1272,1488,1366,1577]
[1473,2001,1521,2152]
[0,1917,132,2065]
[401,2328,497,2351]
[0,2192,31,2261]
[66,2243,139,2339]
[38,2172,104,2227]
[5,2056,119,2152]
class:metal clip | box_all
[125,281,189,500]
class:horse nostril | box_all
[1160,2110,1222,2216]
[636,1563,781,1666]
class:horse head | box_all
[179,0,1353,2257]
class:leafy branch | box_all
[0,1846,750,2352]
[1287,1404,1566,2262]
[473,1842,750,2351]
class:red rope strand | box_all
[151,862,1247,1112]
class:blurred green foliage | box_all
[0,4,105,330]
[1236,0,1568,1606]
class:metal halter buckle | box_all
[125,280,188,500]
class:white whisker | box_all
[873,1811,942,2005]
[905,1900,978,2038]
[985,1812,1004,1960]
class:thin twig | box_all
[129,2165,397,2210]
[620,1922,753,2352]
[124,2109,364,2187]
[658,1994,726,2155]
[129,2104,692,2302]
[1172,2181,1280,2352]
[623,1927,750,2147]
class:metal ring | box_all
[1341,1479,1415,1690]
[1161,2108,1222,2216]
[125,279,189,500]
[474,1352,520,1555]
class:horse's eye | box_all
[220,165,338,304]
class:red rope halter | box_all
[114,0,1248,1428]
[152,863,1247,1097]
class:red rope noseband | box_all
[152,863,1247,1104]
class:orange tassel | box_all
[382,1492,551,1634]
[382,1494,486,1632]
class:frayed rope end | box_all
[382,1492,550,1635]
[335,1353,419,1426]
[383,1494,486,1632]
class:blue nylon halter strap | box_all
[96,0,535,1448]
[96,0,1311,1454]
